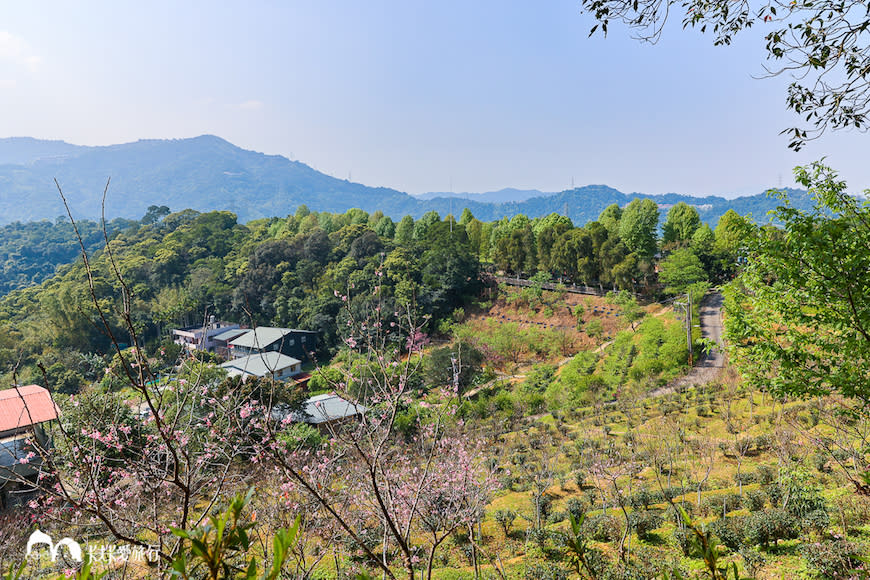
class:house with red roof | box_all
[0,385,60,508]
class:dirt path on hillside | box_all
[649,291,725,397]
[463,298,715,400]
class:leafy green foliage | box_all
[618,199,659,260]
[170,488,300,580]
[799,540,868,579]
[662,202,701,246]
[0,217,134,296]
[743,509,800,548]
[724,163,870,404]
[561,513,608,578]
[658,248,707,295]
[0,206,483,383]
[424,340,485,393]
[627,510,663,540]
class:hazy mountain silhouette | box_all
[0,135,810,226]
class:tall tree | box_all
[662,202,701,245]
[535,213,573,272]
[724,163,870,403]
[598,203,623,238]
[658,248,707,295]
[395,215,415,246]
[618,199,659,260]
[413,211,441,240]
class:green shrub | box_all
[766,484,783,507]
[744,509,799,548]
[781,464,827,518]
[586,319,604,339]
[665,502,693,526]
[801,509,831,534]
[628,488,658,511]
[755,462,776,485]
[673,526,694,557]
[628,510,664,541]
[709,516,745,551]
[661,486,688,501]
[738,546,765,579]
[523,562,569,580]
[702,493,743,516]
[494,509,517,537]
[522,364,557,393]
[743,490,766,512]
[581,514,622,542]
[565,498,587,521]
[170,488,299,580]
[277,423,323,449]
[799,540,867,579]
[753,434,773,452]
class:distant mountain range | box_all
[413,188,551,203]
[0,135,812,226]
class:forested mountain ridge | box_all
[413,187,551,203]
[0,135,814,226]
[0,135,416,224]
[0,217,136,296]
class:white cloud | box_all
[237,100,264,111]
[0,31,41,71]
[0,79,17,89]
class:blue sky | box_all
[1,1,867,198]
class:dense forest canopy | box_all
[0,199,743,393]
[0,217,136,295]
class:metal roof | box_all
[228,327,315,349]
[173,321,239,333]
[212,328,247,342]
[220,352,301,379]
[300,394,366,424]
[0,386,60,434]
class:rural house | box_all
[0,385,60,508]
[171,318,240,353]
[227,327,317,362]
[271,393,367,432]
[220,352,303,382]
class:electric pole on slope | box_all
[687,291,693,366]
[674,291,694,366]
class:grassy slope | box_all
[424,288,870,579]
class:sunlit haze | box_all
[2,1,867,198]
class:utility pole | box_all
[675,292,694,366]
[686,291,693,366]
